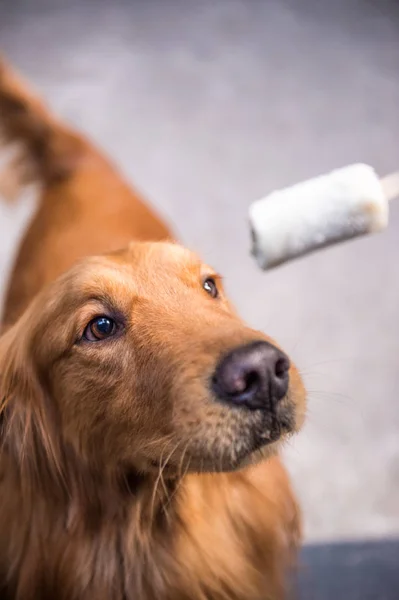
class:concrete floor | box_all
[1,0,399,545]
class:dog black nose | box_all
[212,341,290,410]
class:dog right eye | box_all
[84,316,117,342]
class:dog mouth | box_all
[254,421,283,447]
[231,400,298,465]
[236,408,293,459]
[146,406,295,476]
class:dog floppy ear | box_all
[0,316,66,498]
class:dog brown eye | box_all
[84,316,117,341]
[203,278,218,298]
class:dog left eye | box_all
[84,316,117,342]
[203,278,218,298]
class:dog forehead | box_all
[115,242,205,280]
[65,242,205,301]
[54,259,133,307]
[127,241,199,267]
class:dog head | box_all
[0,242,306,480]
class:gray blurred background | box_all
[1,0,399,594]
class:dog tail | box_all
[0,57,86,201]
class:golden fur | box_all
[0,58,306,600]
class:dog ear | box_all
[0,317,66,499]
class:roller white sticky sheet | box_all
[249,164,397,270]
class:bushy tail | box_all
[0,57,84,200]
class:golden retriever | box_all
[0,59,306,600]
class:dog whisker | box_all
[150,440,181,527]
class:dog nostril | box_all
[242,370,261,395]
[271,355,290,405]
[275,357,290,378]
[213,368,260,397]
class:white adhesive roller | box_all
[249,164,399,270]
